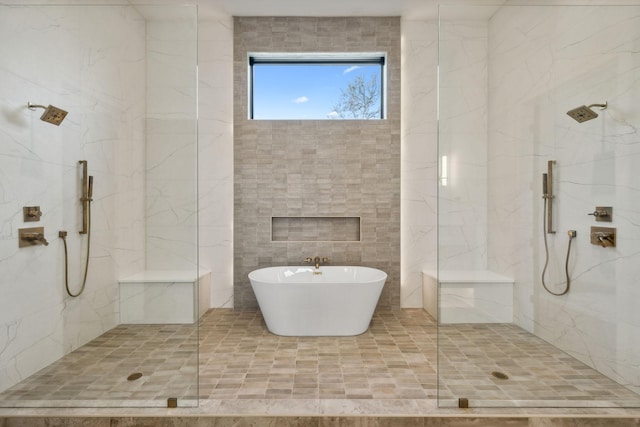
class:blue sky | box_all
[252,63,380,120]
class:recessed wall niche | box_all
[272,217,361,242]
[234,17,401,310]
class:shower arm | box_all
[27,102,47,110]
[587,102,607,110]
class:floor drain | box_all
[491,371,509,380]
[127,372,143,381]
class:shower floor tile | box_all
[0,309,638,408]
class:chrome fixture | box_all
[59,160,94,297]
[27,102,68,126]
[591,226,616,248]
[19,227,48,247]
[588,206,612,222]
[23,206,43,222]
[566,102,607,123]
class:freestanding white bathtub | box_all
[248,266,387,336]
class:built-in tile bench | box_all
[119,269,210,324]
[423,270,514,324]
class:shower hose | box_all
[60,201,91,298]
[541,197,574,296]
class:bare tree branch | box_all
[331,73,380,119]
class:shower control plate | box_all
[588,206,612,222]
[590,226,616,248]
[19,227,47,247]
[23,206,42,222]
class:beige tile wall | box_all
[233,17,401,310]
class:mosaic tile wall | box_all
[233,17,401,310]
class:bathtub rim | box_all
[248,265,388,285]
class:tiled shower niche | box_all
[272,217,361,242]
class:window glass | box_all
[250,55,385,120]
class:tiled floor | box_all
[198,310,435,401]
[1,309,639,409]
[438,323,640,407]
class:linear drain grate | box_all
[491,371,509,380]
[127,372,143,381]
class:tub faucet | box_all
[313,256,330,269]
[305,256,328,270]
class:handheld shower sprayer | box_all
[79,161,93,235]
[88,175,94,200]
[543,161,555,234]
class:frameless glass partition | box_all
[437,4,640,408]
[0,4,198,407]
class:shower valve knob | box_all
[587,206,612,222]
[23,206,42,222]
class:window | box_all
[249,53,386,120]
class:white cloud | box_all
[327,111,339,119]
[293,96,309,104]
[344,65,360,74]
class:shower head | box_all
[566,102,607,123]
[27,102,68,126]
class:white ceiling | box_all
[193,0,640,20]
[195,0,506,20]
[213,0,438,19]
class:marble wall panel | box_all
[197,15,234,308]
[438,20,489,271]
[0,5,146,393]
[400,20,439,308]
[486,5,640,394]
[145,17,199,272]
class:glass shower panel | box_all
[0,4,198,408]
[437,4,640,408]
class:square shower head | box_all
[566,105,599,123]
[40,105,68,126]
